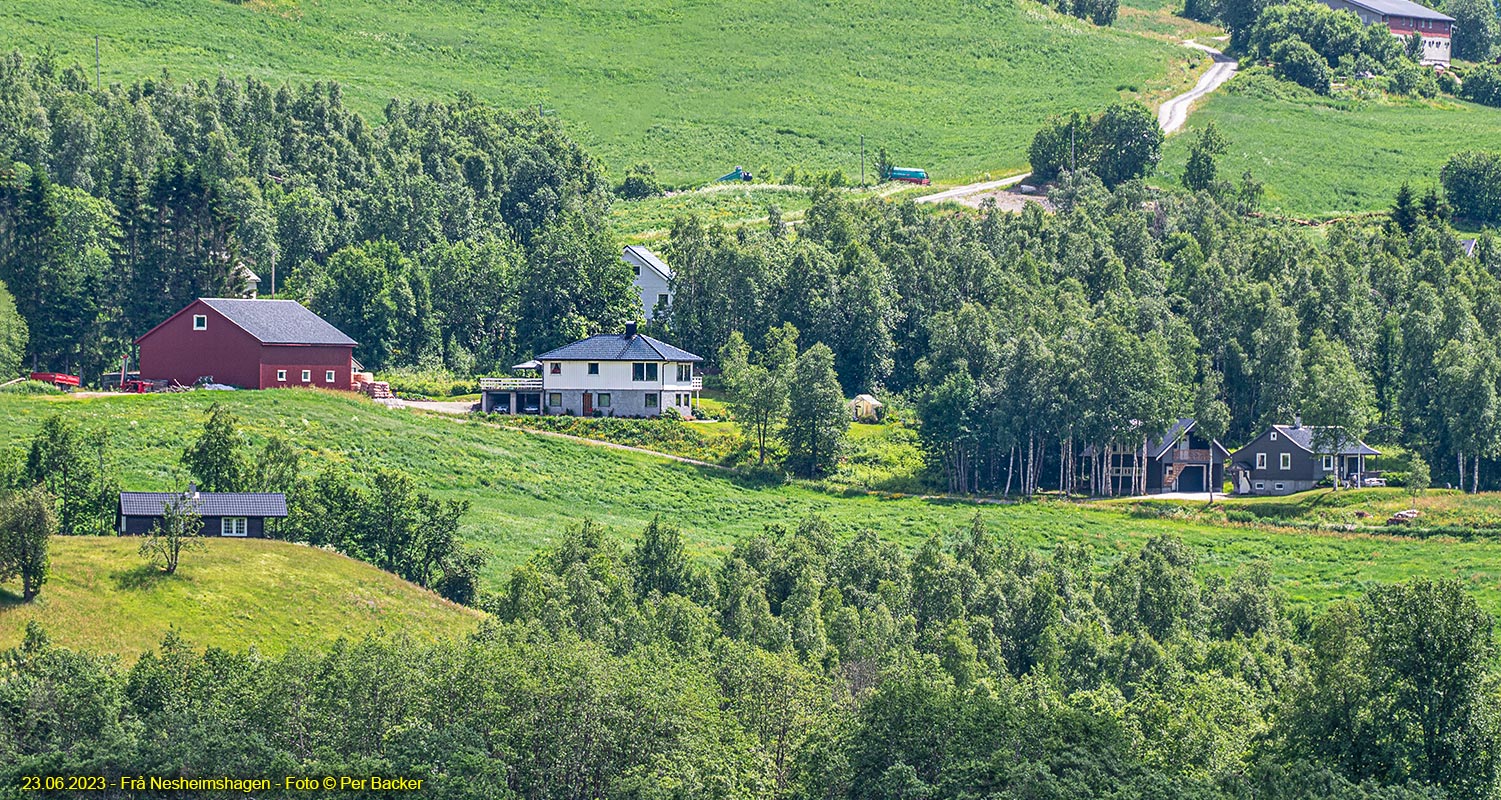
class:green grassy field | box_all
[5,0,1207,184]
[5,391,1501,616]
[1161,72,1501,219]
[0,536,481,660]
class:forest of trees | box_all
[0,51,637,378]
[2,514,1497,799]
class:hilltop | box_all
[4,0,1208,183]
[0,536,481,660]
[2,390,1501,614]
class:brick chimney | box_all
[625,322,638,338]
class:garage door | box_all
[1177,465,1206,493]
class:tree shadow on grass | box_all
[113,564,179,590]
[0,586,24,610]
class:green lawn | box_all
[6,391,1501,616]
[1161,72,1501,219]
[5,0,1206,184]
[0,536,481,660]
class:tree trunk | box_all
[1459,454,1466,495]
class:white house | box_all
[622,245,672,320]
[478,323,703,418]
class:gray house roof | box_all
[1266,425,1380,456]
[200,299,357,346]
[120,492,289,518]
[622,245,672,280]
[537,332,702,362]
[1339,0,1452,21]
[1082,418,1231,460]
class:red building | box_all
[136,298,358,390]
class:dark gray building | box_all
[1085,418,1231,495]
[118,490,288,537]
[1230,423,1380,495]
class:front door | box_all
[583,392,593,416]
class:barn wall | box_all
[138,301,266,388]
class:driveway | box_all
[1158,42,1239,135]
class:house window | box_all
[677,364,692,382]
[192,314,207,330]
[301,369,311,382]
[1280,453,1291,470]
[1270,432,1277,441]
[276,370,287,382]
[550,363,561,375]
[633,265,641,276]
[1255,482,1265,491]
[645,393,659,408]
[1322,455,1334,471]
[548,392,562,407]
[657,293,670,308]
[1274,483,1285,491]
[632,363,659,381]
[588,363,599,375]
[325,370,336,382]
[1256,453,1267,470]
[597,393,611,408]
[221,517,248,537]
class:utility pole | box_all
[94,36,100,90]
[1070,122,1076,174]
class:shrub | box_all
[617,163,665,199]
[0,380,61,395]
[1273,38,1332,95]
[1441,150,1501,224]
[1390,64,1438,97]
[1226,510,1257,524]
[1460,64,1501,108]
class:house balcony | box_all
[479,376,544,391]
[1166,449,1214,463]
[691,376,703,390]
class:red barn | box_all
[136,298,358,390]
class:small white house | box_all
[479,323,703,418]
[623,245,672,320]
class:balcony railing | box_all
[479,376,543,391]
[691,376,703,390]
[1167,448,1214,463]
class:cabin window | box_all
[645,393,659,408]
[633,265,641,276]
[632,363,659,381]
[677,364,692,382]
[1322,455,1334,471]
[1274,483,1285,491]
[1256,453,1267,470]
[550,363,561,375]
[192,314,207,330]
[276,370,287,382]
[1270,432,1277,441]
[221,517,248,537]
[1280,453,1291,470]
[325,370,336,383]
[548,392,562,407]
[588,363,599,375]
[597,393,611,408]
[301,369,311,382]
[1255,482,1265,491]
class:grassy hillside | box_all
[0,536,481,659]
[4,0,1206,184]
[5,391,1501,615]
[1161,73,1501,219]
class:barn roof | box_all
[1339,0,1452,21]
[136,299,356,346]
[119,492,288,518]
[537,332,702,362]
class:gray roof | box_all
[536,332,702,362]
[1339,0,1452,21]
[197,299,356,346]
[1271,425,1381,456]
[120,491,288,517]
[622,245,672,280]
[1081,418,1231,460]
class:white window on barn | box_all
[221,517,248,537]
[301,369,311,382]
[325,370,336,382]
[277,370,287,382]
[192,314,207,330]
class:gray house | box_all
[623,245,672,320]
[1084,418,1231,495]
[1230,423,1380,495]
[118,490,288,537]
[479,323,702,418]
